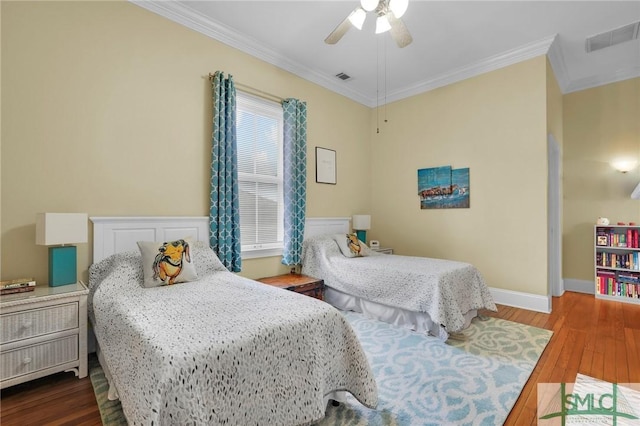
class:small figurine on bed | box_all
[152,239,191,285]
[346,233,362,256]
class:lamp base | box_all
[49,246,77,287]
[355,230,367,244]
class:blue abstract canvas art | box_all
[418,166,470,209]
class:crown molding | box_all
[545,36,640,94]
[564,66,640,94]
[130,0,375,106]
[130,1,637,107]
[383,35,556,105]
[546,34,571,93]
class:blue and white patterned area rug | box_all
[90,311,552,426]
[317,311,552,426]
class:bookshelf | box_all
[594,225,640,305]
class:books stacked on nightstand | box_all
[1,278,36,295]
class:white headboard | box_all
[304,217,350,238]
[90,216,349,263]
[91,216,209,263]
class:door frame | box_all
[548,134,563,298]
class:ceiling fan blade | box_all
[387,11,413,48]
[324,12,354,45]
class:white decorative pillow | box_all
[137,238,198,287]
[333,233,368,258]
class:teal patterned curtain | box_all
[281,99,307,266]
[209,71,241,272]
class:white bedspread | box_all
[301,235,497,333]
[88,242,377,425]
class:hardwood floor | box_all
[1,291,639,425]
[489,292,640,425]
[0,367,101,426]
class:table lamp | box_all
[36,213,88,286]
[352,214,371,243]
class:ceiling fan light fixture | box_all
[375,15,391,34]
[360,0,378,12]
[325,0,413,47]
[389,0,409,19]
[348,8,367,30]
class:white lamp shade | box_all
[36,213,88,246]
[352,215,371,230]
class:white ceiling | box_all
[134,1,640,107]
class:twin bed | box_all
[88,217,377,425]
[88,216,496,425]
[302,218,496,340]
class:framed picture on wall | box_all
[316,147,337,184]
[417,165,470,209]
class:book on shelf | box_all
[618,272,640,284]
[1,286,36,295]
[596,270,616,295]
[595,227,640,249]
[595,226,640,302]
[595,252,640,270]
[616,282,640,298]
[595,270,640,298]
[0,278,36,289]
[619,233,627,247]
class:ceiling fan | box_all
[325,0,413,48]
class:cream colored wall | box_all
[370,56,549,296]
[0,1,371,283]
[563,78,640,281]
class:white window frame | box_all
[236,91,284,259]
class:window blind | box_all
[236,92,284,253]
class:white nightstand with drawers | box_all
[0,281,88,389]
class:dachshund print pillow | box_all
[333,233,367,258]
[137,238,199,287]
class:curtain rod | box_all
[207,73,284,103]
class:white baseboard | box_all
[489,287,551,314]
[563,278,594,295]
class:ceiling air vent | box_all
[586,21,640,53]
[335,72,352,81]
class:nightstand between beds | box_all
[257,273,325,301]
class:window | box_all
[236,91,284,259]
